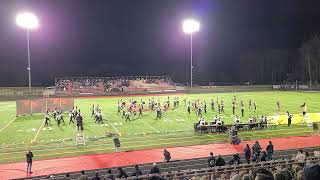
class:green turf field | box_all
[0,91,319,164]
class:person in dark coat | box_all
[64,173,71,180]
[105,169,114,180]
[92,172,101,180]
[76,114,83,131]
[260,151,268,162]
[244,144,251,164]
[266,141,274,160]
[229,153,241,165]
[77,170,88,180]
[207,152,216,168]
[252,141,262,158]
[215,155,226,166]
[116,167,128,178]
[131,165,143,177]
[150,163,160,174]
[26,149,33,173]
[163,149,171,162]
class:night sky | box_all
[1,0,320,86]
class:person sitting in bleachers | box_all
[150,163,160,174]
[207,152,216,168]
[295,149,306,163]
[131,165,143,177]
[229,153,241,165]
[215,155,226,167]
[116,167,128,178]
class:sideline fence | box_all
[16,98,74,116]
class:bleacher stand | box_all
[55,76,175,95]
[31,149,320,180]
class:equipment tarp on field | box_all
[16,98,74,116]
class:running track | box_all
[1,135,320,179]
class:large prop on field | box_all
[268,113,320,125]
[16,98,74,116]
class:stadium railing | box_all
[25,147,320,180]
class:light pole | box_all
[182,19,200,88]
[16,12,39,93]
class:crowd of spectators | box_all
[55,76,174,92]
[51,148,320,180]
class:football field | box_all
[0,91,319,164]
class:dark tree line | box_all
[299,35,320,85]
[233,34,320,85]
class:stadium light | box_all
[16,12,39,93]
[182,19,200,88]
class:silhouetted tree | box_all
[299,34,320,85]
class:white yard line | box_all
[0,117,16,133]
[32,119,46,142]
[107,121,121,136]
[141,120,160,133]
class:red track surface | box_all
[1,135,320,180]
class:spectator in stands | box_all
[295,149,306,163]
[105,169,113,180]
[131,165,143,177]
[163,149,171,162]
[149,175,166,180]
[65,173,70,180]
[229,153,241,165]
[92,172,101,180]
[303,164,320,180]
[207,152,216,168]
[266,141,274,160]
[244,144,251,164]
[150,162,160,174]
[230,172,241,180]
[304,151,310,157]
[242,174,253,180]
[77,170,88,180]
[296,170,304,180]
[261,151,268,162]
[252,168,274,180]
[216,155,226,166]
[116,167,128,178]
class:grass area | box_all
[0,91,319,164]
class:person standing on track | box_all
[244,144,251,164]
[163,149,171,162]
[26,149,33,173]
[266,141,274,160]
